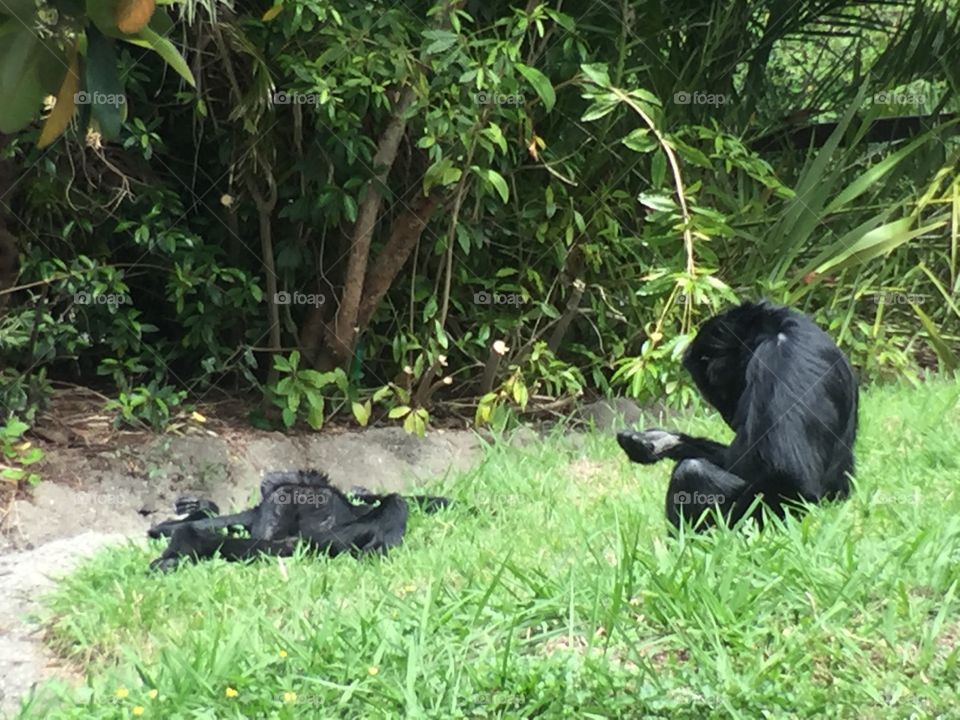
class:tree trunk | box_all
[547,279,586,353]
[357,192,440,329]
[328,86,417,366]
[0,226,16,311]
[0,134,18,311]
[246,174,280,386]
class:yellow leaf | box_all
[262,4,283,21]
[388,405,410,419]
[37,48,80,149]
[190,411,207,423]
[116,0,156,34]
[511,379,528,408]
[351,401,370,427]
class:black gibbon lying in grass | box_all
[147,469,451,571]
[618,300,858,530]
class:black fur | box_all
[147,470,451,571]
[618,301,858,529]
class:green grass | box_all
[18,378,960,719]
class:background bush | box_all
[1,0,958,433]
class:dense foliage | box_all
[1,0,958,437]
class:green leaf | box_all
[580,63,611,86]
[0,27,46,133]
[352,401,371,427]
[306,401,325,430]
[0,0,37,23]
[475,168,509,203]
[637,193,676,212]
[673,140,711,168]
[146,8,174,35]
[332,367,349,393]
[85,0,120,34]
[414,410,428,436]
[305,389,323,409]
[823,125,956,216]
[814,219,946,275]
[299,369,337,388]
[388,405,411,419]
[422,294,438,322]
[911,303,958,372]
[917,263,960,319]
[423,158,461,194]
[424,30,457,54]
[512,379,528,408]
[442,165,462,186]
[650,153,666,187]
[84,25,125,140]
[126,26,196,87]
[281,407,296,428]
[622,128,656,153]
[343,194,358,222]
[1,468,25,482]
[2,419,29,437]
[581,97,619,122]
[434,319,448,349]
[261,3,283,22]
[403,411,426,437]
[286,390,301,412]
[516,63,555,112]
[482,123,507,153]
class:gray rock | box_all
[577,398,644,431]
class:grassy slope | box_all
[18,378,960,719]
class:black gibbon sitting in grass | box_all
[147,470,451,571]
[618,300,858,529]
